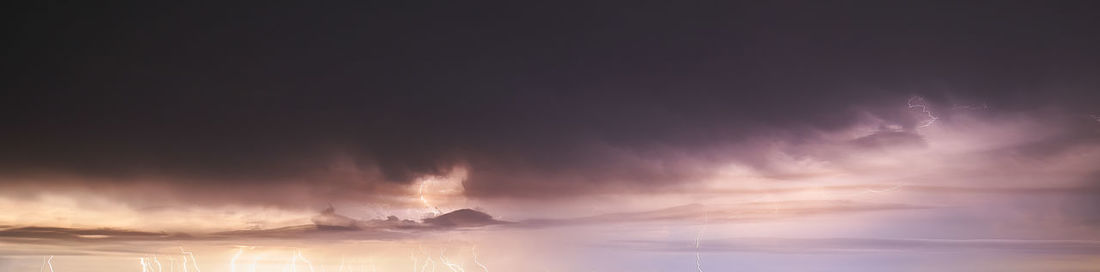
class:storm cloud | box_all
[3,2,1100,206]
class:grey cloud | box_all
[608,237,1100,255]
[0,226,191,242]
[0,207,510,243]
[515,201,928,228]
[849,131,927,150]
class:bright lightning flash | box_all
[180,247,201,272]
[471,246,488,272]
[419,180,442,215]
[908,96,938,128]
[40,256,55,272]
[439,248,464,272]
[694,213,708,272]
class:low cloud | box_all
[608,237,1100,255]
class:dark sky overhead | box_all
[3,1,1100,201]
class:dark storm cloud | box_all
[3,2,1099,201]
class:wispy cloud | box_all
[607,237,1100,255]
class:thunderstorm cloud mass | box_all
[2,1,1100,271]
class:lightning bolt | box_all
[40,256,54,272]
[419,246,436,272]
[439,248,465,272]
[471,246,488,272]
[297,250,316,272]
[419,180,442,215]
[154,255,163,272]
[230,248,245,272]
[694,212,708,272]
[249,256,262,272]
[180,247,201,272]
[180,253,188,272]
[423,258,435,272]
[908,96,938,128]
[141,258,150,272]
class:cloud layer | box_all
[3,2,1100,209]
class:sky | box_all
[2,1,1100,271]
